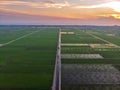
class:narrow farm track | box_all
[87,32,120,48]
[52,29,61,90]
[0,30,40,47]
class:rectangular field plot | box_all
[61,35,107,44]
[91,32,120,46]
[61,54,104,59]
[0,28,58,89]
[95,49,120,59]
[61,30,107,44]
[61,46,96,54]
[62,64,120,84]
[62,59,120,64]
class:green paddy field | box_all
[0,26,120,90]
[0,27,58,90]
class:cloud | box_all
[0,0,69,8]
[1,0,120,11]
[72,1,120,13]
[99,14,120,19]
[60,0,115,6]
[0,0,120,25]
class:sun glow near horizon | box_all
[100,1,120,13]
[0,0,120,25]
[101,1,120,20]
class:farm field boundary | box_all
[0,30,40,47]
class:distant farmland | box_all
[0,25,120,90]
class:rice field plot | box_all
[61,46,96,54]
[0,28,58,90]
[95,48,120,59]
[61,64,120,90]
[62,58,120,64]
[62,64,120,84]
[92,32,120,46]
[61,30,107,44]
[61,35,106,44]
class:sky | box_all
[0,0,120,25]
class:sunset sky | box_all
[0,0,120,25]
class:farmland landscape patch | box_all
[0,27,58,90]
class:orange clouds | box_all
[112,14,120,19]
[0,0,120,25]
[0,0,69,8]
